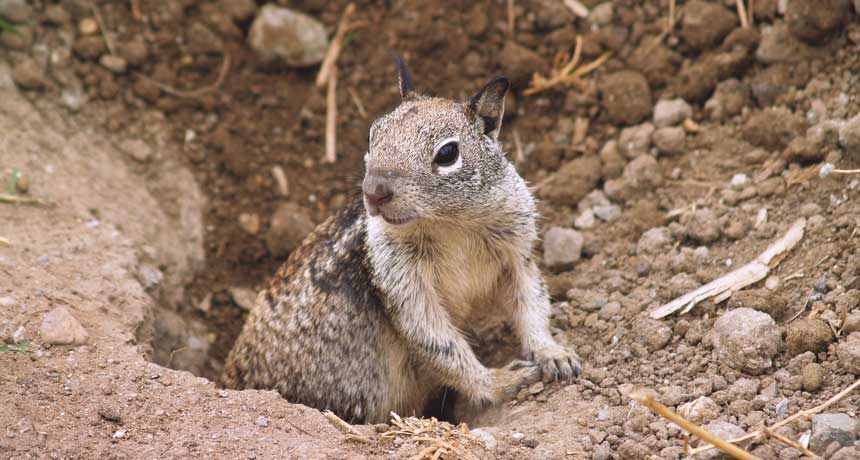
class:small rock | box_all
[73,36,107,60]
[604,155,662,202]
[618,122,655,158]
[617,440,648,460]
[598,301,621,320]
[137,264,163,291]
[637,227,672,255]
[756,24,822,64]
[589,3,614,25]
[238,213,261,235]
[119,139,152,163]
[574,209,596,230]
[705,78,749,120]
[119,38,149,67]
[255,416,269,427]
[712,308,782,375]
[528,381,544,395]
[229,287,258,312]
[98,406,123,424]
[842,311,860,334]
[686,209,721,244]
[41,4,70,25]
[543,227,584,270]
[471,429,497,450]
[836,332,860,374]
[680,0,737,50]
[653,98,693,128]
[11,58,45,90]
[801,362,824,392]
[786,0,850,44]
[0,0,33,24]
[699,422,746,460]
[653,127,686,155]
[742,107,807,151]
[592,204,621,222]
[40,307,89,346]
[678,396,720,424]
[248,5,328,67]
[785,318,833,357]
[809,414,856,453]
[636,318,672,351]
[831,447,860,460]
[78,17,99,35]
[264,203,315,258]
[99,55,128,74]
[599,70,652,126]
[593,441,611,460]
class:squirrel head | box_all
[362,57,513,227]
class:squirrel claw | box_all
[534,345,581,383]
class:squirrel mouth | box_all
[381,213,415,226]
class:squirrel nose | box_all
[362,176,393,209]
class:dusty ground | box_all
[3,0,860,459]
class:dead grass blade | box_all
[689,379,860,455]
[631,390,762,460]
[133,53,230,99]
[383,413,483,460]
[524,36,611,96]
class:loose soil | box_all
[3,1,860,459]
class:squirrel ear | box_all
[468,76,510,140]
[392,54,415,99]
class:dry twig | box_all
[690,379,860,455]
[348,87,367,119]
[763,428,821,459]
[650,218,805,319]
[631,390,762,460]
[134,53,231,98]
[324,67,338,164]
[512,128,525,164]
[735,0,750,28]
[315,3,363,89]
[323,410,372,443]
[91,1,117,56]
[524,36,611,96]
[507,0,515,40]
[0,193,53,207]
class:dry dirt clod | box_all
[680,0,738,50]
[119,139,152,163]
[599,70,652,126]
[836,332,860,375]
[712,308,782,375]
[99,55,128,74]
[786,0,851,44]
[653,99,693,128]
[11,58,46,91]
[537,155,601,206]
[801,362,825,392]
[786,318,833,357]
[40,307,89,346]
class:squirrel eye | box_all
[433,141,459,167]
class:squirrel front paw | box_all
[487,359,541,403]
[532,345,581,383]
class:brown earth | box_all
[3,1,860,459]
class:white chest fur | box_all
[425,227,506,328]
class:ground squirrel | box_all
[222,59,581,424]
